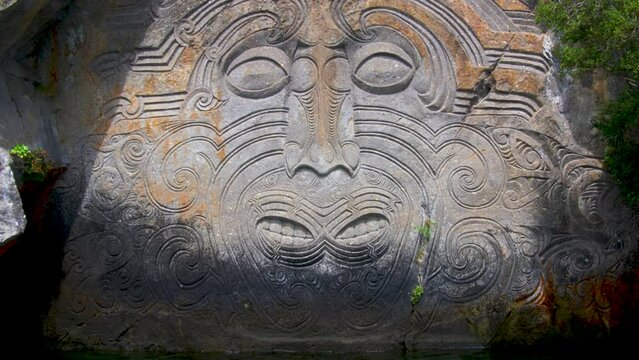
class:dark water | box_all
[49,346,614,360]
[59,350,491,360]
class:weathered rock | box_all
[0,0,634,353]
[0,0,70,163]
[0,0,71,59]
[0,147,26,247]
[0,0,18,11]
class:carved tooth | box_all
[267,232,282,244]
[363,232,374,243]
[293,228,307,238]
[281,235,295,246]
[282,223,294,236]
[365,219,378,233]
[270,221,282,233]
[355,222,367,236]
[342,227,354,238]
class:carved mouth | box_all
[334,214,388,246]
[254,214,390,266]
[257,217,314,247]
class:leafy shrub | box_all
[536,0,639,209]
[536,0,639,79]
[9,144,53,182]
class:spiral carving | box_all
[175,19,196,46]
[183,87,225,112]
[145,124,219,212]
[144,224,213,309]
[88,168,130,212]
[541,236,602,285]
[443,132,504,209]
[116,134,148,176]
[438,218,515,302]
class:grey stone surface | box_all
[0,0,625,353]
[0,0,71,59]
[0,147,25,246]
[0,0,70,164]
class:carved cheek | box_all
[290,57,318,92]
[323,57,350,91]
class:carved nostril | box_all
[309,143,335,164]
[284,142,303,174]
[341,141,360,170]
[284,142,360,177]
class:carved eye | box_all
[351,42,416,94]
[225,46,291,98]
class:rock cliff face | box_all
[0,0,637,353]
[0,148,25,246]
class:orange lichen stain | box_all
[456,62,488,90]
[209,87,226,161]
[509,33,545,53]
[367,14,429,58]
[364,8,479,90]
[445,0,512,47]
[364,0,473,61]
[143,118,158,136]
[212,112,225,161]
[142,76,159,94]
[494,0,530,11]
[492,68,544,94]
[539,263,639,339]
[181,46,197,66]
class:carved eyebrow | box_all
[226,46,291,74]
[351,42,415,70]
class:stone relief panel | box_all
[50,0,638,350]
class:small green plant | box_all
[9,144,30,159]
[9,144,53,182]
[411,284,424,306]
[415,218,436,239]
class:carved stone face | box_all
[52,0,637,349]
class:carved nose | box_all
[284,140,359,176]
[284,46,360,177]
